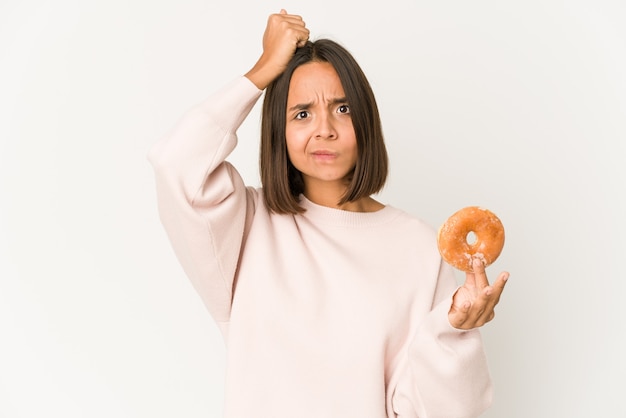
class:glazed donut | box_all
[437,206,505,272]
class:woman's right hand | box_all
[245,9,310,90]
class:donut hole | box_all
[466,231,477,246]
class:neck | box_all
[303,182,384,213]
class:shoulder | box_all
[386,206,437,235]
[380,206,441,254]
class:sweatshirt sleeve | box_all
[147,77,263,331]
[391,261,493,418]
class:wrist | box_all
[245,56,284,90]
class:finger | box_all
[471,257,490,288]
[460,285,496,327]
[471,272,509,324]
[483,271,508,303]
[276,10,306,26]
[449,300,472,329]
[265,14,309,49]
[274,13,309,41]
[270,10,305,27]
[463,266,477,289]
[296,29,310,47]
[492,271,509,294]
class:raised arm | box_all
[147,77,262,332]
[147,10,310,334]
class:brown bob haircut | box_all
[260,38,388,214]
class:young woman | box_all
[148,10,509,418]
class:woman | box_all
[148,9,509,418]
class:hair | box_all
[260,38,388,214]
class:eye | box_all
[295,110,310,120]
[337,104,350,114]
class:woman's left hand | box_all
[448,257,509,330]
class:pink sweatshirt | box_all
[148,76,493,418]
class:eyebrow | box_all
[287,97,348,112]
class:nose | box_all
[314,113,337,140]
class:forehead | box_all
[287,62,345,101]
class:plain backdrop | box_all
[1,0,625,417]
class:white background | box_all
[1,0,625,417]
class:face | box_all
[285,61,357,194]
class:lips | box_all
[311,150,338,161]
[311,150,337,156]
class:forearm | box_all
[392,297,493,418]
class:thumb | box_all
[280,9,287,14]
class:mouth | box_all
[311,150,338,161]
[311,150,337,156]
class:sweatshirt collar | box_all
[298,195,400,228]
